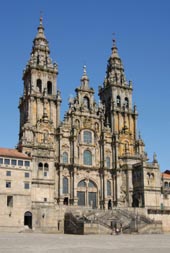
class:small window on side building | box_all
[6,181,11,188]
[5,159,10,165]
[11,159,17,165]
[18,160,23,166]
[6,171,11,176]
[25,161,30,167]
[25,172,29,178]
[24,182,30,189]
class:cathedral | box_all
[0,17,170,233]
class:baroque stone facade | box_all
[0,17,169,232]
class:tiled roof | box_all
[0,147,31,160]
[162,173,170,179]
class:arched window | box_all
[38,162,43,170]
[63,177,68,194]
[88,180,96,188]
[164,182,169,188]
[117,95,121,107]
[44,163,49,171]
[78,180,86,187]
[83,96,90,109]
[107,180,111,196]
[37,79,42,93]
[106,157,110,169]
[62,152,68,164]
[83,150,92,165]
[47,81,52,95]
[125,97,129,108]
[84,131,92,144]
[150,173,154,179]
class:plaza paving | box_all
[0,233,170,253]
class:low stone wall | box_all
[138,223,162,234]
[84,223,111,235]
[148,213,170,232]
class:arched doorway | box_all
[24,211,32,229]
[77,179,97,208]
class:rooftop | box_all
[0,147,31,160]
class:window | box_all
[11,159,17,166]
[6,181,11,188]
[164,182,169,188]
[107,180,111,196]
[44,163,49,171]
[25,172,29,178]
[83,150,92,165]
[63,177,68,194]
[4,159,10,165]
[18,160,23,166]
[6,171,11,176]
[38,162,43,170]
[117,95,121,107]
[24,182,30,189]
[47,81,52,95]
[84,131,92,144]
[125,97,129,108]
[88,180,96,188]
[7,196,13,207]
[25,161,30,167]
[44,198,47,202]
[106,157,111,169]
[44,171,48,177]
[78,180,86,187]
[0,158,3,164]
[62,152,68,164]
[37,79,42,93]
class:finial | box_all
[83,65,87,75]
[40,11,43,25]
[111,33,119,58]
[153,152,158,163]
[112,32,116,47]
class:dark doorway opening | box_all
[132,194,139,207]
[108,199,112,210]
[24,211,32,229]
[63,197,69,205]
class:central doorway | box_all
[77,179,97,208]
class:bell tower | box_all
[18,17,61,156]
[99,39,139,157]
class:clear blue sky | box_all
[0,0,169,171]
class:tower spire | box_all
[111,38,120,59]
[36,15,46,39]
[104,38,126,86]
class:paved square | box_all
[0,233,170,253]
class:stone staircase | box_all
[64,207,162,234]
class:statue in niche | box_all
[43,131,49,144]
[83,97,89,110]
